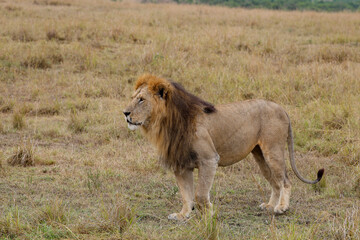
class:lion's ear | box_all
[153,83,170,100]
[147,77,171,100]
[158,86,166,99]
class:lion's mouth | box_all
[127,119,142,126]
[125,115,142,126]
[127,121,141,131]
[126,117,142,130]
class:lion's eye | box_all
[138,97,144,103]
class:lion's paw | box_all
[197,203,213,216]
[259,203,267,210]
[168,213,188,221]
[274,205,288,215]
[259,203,274,211]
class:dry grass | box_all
[68,111,87,133]
[37,199,68,224]
[36,102,61,116]
[12,112,25,130]
[331,205,360,239]
[7,141,37,167]
[0,99,14,113]
[97,200,136,233]
[11,28,35,42]
[0,207,29,238]
[21,48,63,69]
[187,210,221,240]
[0,121,4,134]
[0,0,359,239]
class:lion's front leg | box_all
[195,158,217,216]
[168,169,194,221]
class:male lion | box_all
[123,74,324,221]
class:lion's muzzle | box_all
[123,111,141,130]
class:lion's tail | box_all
[286,113,324,184]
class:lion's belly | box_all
[215,135,258,166]
[205,101,263,166]
[217,153,249,166]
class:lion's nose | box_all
[123,111,131,117]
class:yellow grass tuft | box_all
[0,207,29,238]
[37,199,67,225]
[68,111,87,133]
[21,55,52,69]
[11,29,34,42]
[5,140,49,167]
[36,102,61,116]
[12,112,25,130]
[7,144,36,167]
[98,200,136,233]
[46,29,66,41]
[186,209,221,240]
[20,46,64,69]
[0,99,14,113]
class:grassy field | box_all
[0,0,359,239]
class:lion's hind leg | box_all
[252,145,279,211]
[259,144,292,214]
[275,172,291,214]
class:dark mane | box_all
[135,74,216,172]
[170,81,216,114]
[159,81,216,171]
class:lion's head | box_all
[123,74,216,172]
[123,74,172,131]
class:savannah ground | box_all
[0,0,359,239]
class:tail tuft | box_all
[317,168,325,182]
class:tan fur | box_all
[124,74,323,221]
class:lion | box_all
[123,74,324,221]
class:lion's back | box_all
[202,99,289,165]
